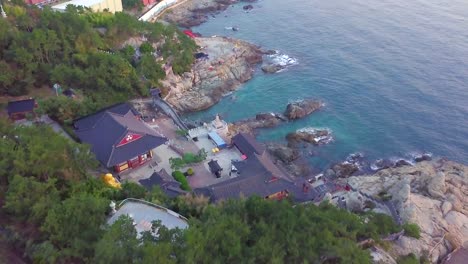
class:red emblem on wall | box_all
[117,132,142,147]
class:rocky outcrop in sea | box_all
[286,127,333,146]
[284,99,323,120]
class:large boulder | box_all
[284,99,323,120]
[427,171,446,199]
[261,64,285,73]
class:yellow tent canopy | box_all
[102,173,122,189]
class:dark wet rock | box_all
[264,49,277,55]
[266,143,300,163]
[395,159,412,167]
[332,162,359,178]
[284,99,323,120]
[228,112,283,135]
[286,128,332,145]
[261,64,285,73]
[243,4,253,10]
[414,153,432,162]
[373,159,395,170]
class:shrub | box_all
[172,171,191,191]
[121,182,147,199]
[186,168,194,176]
[169,149,208,170]
[396,253,418,264]
[176,129,188,137]
[403,223,421,239]
[139,42,155,54]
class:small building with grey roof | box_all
[139,169,188,198]
[108,198,188,234]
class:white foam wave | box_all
[268,52,298,67]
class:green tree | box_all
[139,42,154,54]
[137,54,166,86]
[94,215,139,264]
[42,193,109,260]
[0,60,15,93]
[4,175,60,224]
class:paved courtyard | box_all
[119,116,245,189]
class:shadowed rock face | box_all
[344,159,468,263]
[284,99,323,120]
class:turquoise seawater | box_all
[184,0,468,169]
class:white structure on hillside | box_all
[52,0,122,13]
[187,114,229,141]
[211,114,228,138]
[0,5,7,18]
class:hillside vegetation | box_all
[0,120,403,263]
[0,3,196,123]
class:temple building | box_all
[7,98,37,121]
[74,103,167,172]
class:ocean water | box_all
[185,0,468,170]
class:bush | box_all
[172,171,191,191]
[139,42,155,54]
[176,129,188,137]
[403,223,421,239]
[169,149,207,170]
[121,182,147,199]
[186,168,194,176]
[397,253,418,264]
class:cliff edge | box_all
[344,159,468,262]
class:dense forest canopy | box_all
[0,3,197,123]
[0,120,403,263]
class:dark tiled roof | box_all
[196,152,317,203]
[139,169,187,198]
[7,99,36,115]
[208,160,222,173]
[232,133,265,156]
[73,103,139,130]
[74,105,167,167]
[196,153,294,201]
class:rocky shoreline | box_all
[162,0,257,28]
[342,159,468,263]
[161,36,264,112]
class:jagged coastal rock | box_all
[286,127,333,146]
[227,112,284,136]
[284,99,323,120]
[162,37,263,112]
[344,159,468,263]
[163,0,257,27]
